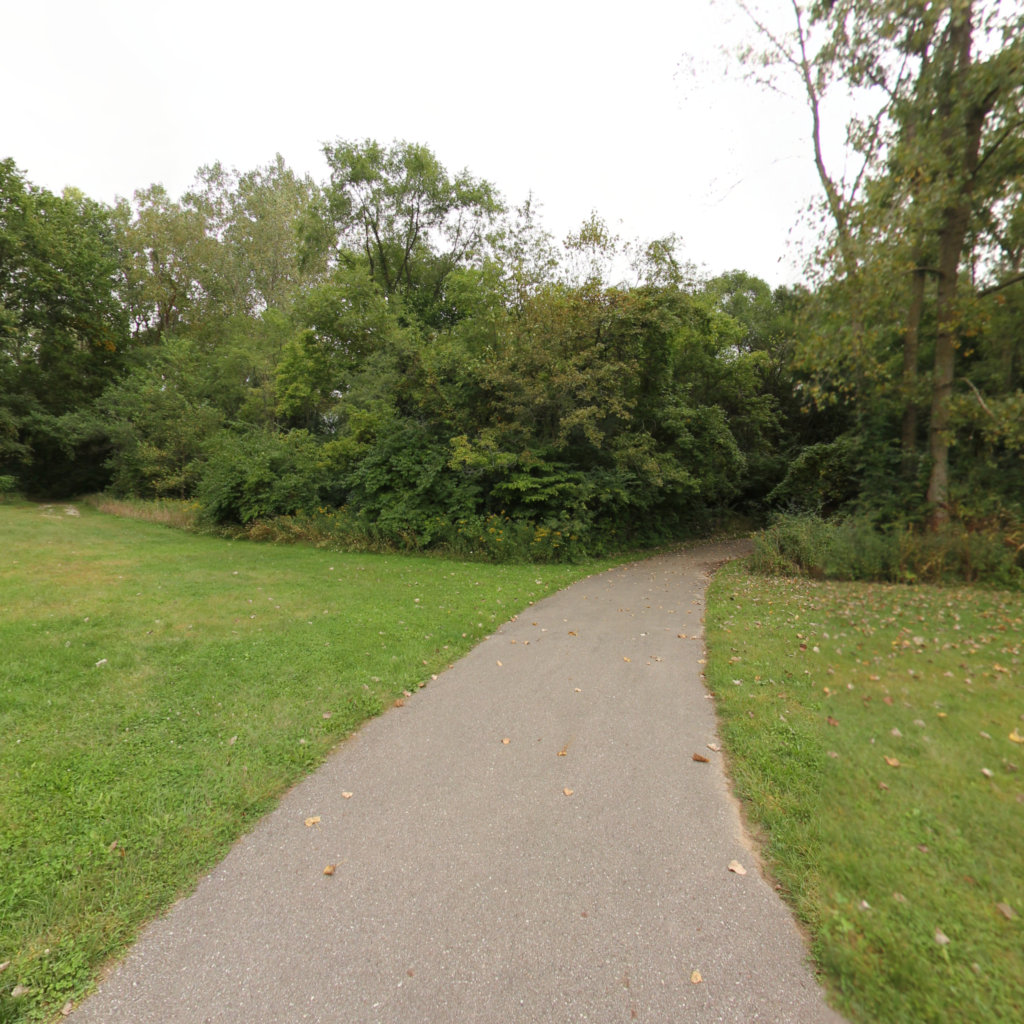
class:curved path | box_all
[72,542,846,1023]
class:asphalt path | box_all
[71,541,847,1023]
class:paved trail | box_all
[72,542,846,1023]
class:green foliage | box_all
[308,139,503,326]
[0,159,129,494]
[751,512,1023,588]
[196,429,330,525]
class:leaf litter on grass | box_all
[706,561,1024,1024]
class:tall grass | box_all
[750,512,1023,588]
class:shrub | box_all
[751,512,1023,587]
[196,429,330,526]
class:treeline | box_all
[0,143,812,555]
[1,131,1022,565]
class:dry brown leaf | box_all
[623,656,631,662]
[501,737,511,745]
[934,928,950,946]
[496,660,502,667]
[884,756,901,768]
[827,716,839,727]
[563,787,574,797]
[394,698,405,707]
[690,970,702,984]
[323,864,336,876]
[61,1001,73,1017]
[1009,729,1024,744]
[692,753,710,763]
[568,630,577,636]
[304,816,320,827]
[728,860,747,875]
[996,902,1017,920]
[707,743,721,752]
[982,767,994,778]
[878,781,890,791]
[558,748,568,757]
[342,792,353,799]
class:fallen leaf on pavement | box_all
[692,753,710,763]
[342,792,353,799]
[563,788,574,797]
[501,737,510,745]
[323,865,336,875]
[728,860,747,875]
[707,743,721,752]
[305,816,321,827]
[690,970,702,984]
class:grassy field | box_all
[706,561,1024,1024]
[0,501,615,1022]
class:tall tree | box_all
[0,160,128,491]
[736,0,1024,524]
[305,139,504,326]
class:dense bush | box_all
[196,429,332,525]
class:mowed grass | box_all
[706,561,1024,1024]
[0,501,614,1022]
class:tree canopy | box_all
[2,100,1022,562]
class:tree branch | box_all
[978,270,1024,297]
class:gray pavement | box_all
[72,542,847,1023]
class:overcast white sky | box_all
[4,0,829,286]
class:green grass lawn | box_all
[706,561,1024,1024]
[0,501,615,1022]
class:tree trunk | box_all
[925,235,962,525]
[901,264,925,478]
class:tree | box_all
[0,160,129,492]
[304,139,504,326]
[736,0,1024,525]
